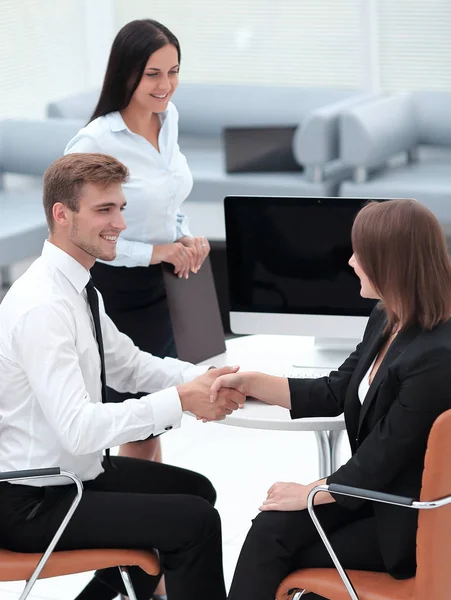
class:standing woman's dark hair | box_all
[89,19,181,122]
[352,198,451,332]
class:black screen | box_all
[225,196,379,317]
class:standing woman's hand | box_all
[151,243,196,278]
[178,236,210,273]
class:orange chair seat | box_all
[0,547,160,581]
[276,568,415,600]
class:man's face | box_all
[65,182,127,267]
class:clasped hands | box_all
[151,236,210,279]
[177,366,245,423]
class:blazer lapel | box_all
[357,324,421,435]
[345,322,387,445]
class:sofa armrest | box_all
[339,92,418,169]
[46,89,100,120]
[0,118,84,176]
[293,93,382,173]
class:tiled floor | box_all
[0,415,351,599]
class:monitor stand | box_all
[314,337,360,353]
[291,337,359,369]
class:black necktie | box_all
[85,278,111,462]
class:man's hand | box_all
[177,366,245,422]
[209,372,249,403]
[151,243,196,279]
[178,236,210,273]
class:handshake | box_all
[177,366,248,422]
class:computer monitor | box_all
[225,196,382,356]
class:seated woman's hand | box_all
[259,482,310,512]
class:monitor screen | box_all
[225,196,378,322]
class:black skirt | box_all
[91,262,177,403]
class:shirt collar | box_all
[105,111,128,133]
[106,109,169,133]
[41,241,91,294]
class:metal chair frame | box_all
[289,483,451,600]
[0,466,139,600]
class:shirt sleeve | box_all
[64,133,102,154]
[289,307,384,418]
[176,211,192,240]
[11,300,205,456]
[111,238,154,268]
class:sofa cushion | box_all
[0,187,47,266]
[340,159,451,224]
[173,84,355,137]
[414,91,451,147]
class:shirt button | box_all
[165,426,173,431]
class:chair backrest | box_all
[415,408,451,599]
[162,255,226,364]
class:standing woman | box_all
[65,20,210,465]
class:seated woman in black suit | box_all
[211,198,451,600]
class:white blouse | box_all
[65,102,193,268]
[358,357,377,404]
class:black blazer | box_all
[289,306,451,578]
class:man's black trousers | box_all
[0,456,227,600]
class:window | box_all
[0,0,90,117]
[377,0,451,91]
[114,0,365,89]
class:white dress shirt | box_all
[0,241,206,485]
[64,102,193,268]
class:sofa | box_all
[0,118,83,285]
[47,84,377,330]
[339,91,451,230]
[47,84,380,234]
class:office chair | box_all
[0,467,159,600]
[276,408,451,600]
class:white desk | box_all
[199,334,349,478]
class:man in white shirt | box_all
[0,153,243,600]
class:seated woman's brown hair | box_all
[351,198,451,331]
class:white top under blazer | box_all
[358,357,377,404]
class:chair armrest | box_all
[294,92,381,168]
[328,483,415,507]
[306,483,451,600]
[339,92,418,169]
[0,467,61,482]
[327,483,451,511]
[2,468,84,597]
